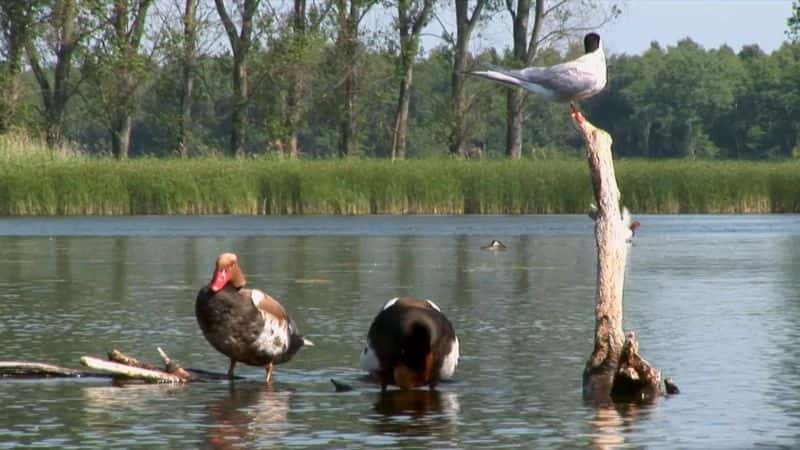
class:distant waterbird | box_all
[467,33,606,116]
[481,239,507,251]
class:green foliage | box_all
[1,154,800,215]
[2,0,798,161]
[789,1,800,43]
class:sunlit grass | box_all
[0,142,799,215]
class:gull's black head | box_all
[584,33,601,53]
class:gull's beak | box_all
[303,338,315,347]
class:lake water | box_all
[0,215,798,449]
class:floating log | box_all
[80,356,187,384]
[0,361,108,378]
[1,347,235,384]
[572,109,671,403]
[108,349,158,370]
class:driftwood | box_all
[0,361,108,379]
[2,348,234,384]
[81,357,188,384]
[572,109,675,403]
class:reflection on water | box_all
[587,402,655,450]
[205,383,291,449]
[370,389,461,447]
[0,215,799,448]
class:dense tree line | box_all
[0,0,798,160]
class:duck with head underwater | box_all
[360,297,459,391]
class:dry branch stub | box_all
[572,111,669,402]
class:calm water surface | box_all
[0,215,798,449]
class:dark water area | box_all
[0,215,799,449]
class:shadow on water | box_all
[370,389,460,440]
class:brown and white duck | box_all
[360,297,459,390]
[195,252,312,383]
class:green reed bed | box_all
[1,153,799,215]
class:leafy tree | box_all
[83,0,156,159]
[26,0,97,148]
[788,1,800,43]
[389,0,435,160]
[0,0,40,133]
[213,0,261,158]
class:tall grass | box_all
[1,140,799,215]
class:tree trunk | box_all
[231,54,248,158]
[45,110,64,149]
[336,0,360,157]
[391,62,414,160]
[503,0,544,159]
[506,88,525,159]
[177,0,197,158]
[449,27,469,156]
[0,0,32,133]
[283,0,307,159]
[448,0,485,157]
[0,40,23,133]
[390,0,433,160]
[572,110,664,404]
[285,79,302,158]
[111,114,132,159]
[214,0,258,158]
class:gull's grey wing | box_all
[510,63,598,101]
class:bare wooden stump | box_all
[571,110,670,403]
[610,332,661,401]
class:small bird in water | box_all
[467,33,606,115]
[481,239,507,251]
[195,253,313,383]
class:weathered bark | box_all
[177,0,198,158]
[572,110,664,403]
[448,0,486,156]
[390,0,434,161]
[610,332,661,401]
[214,0,259,158]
